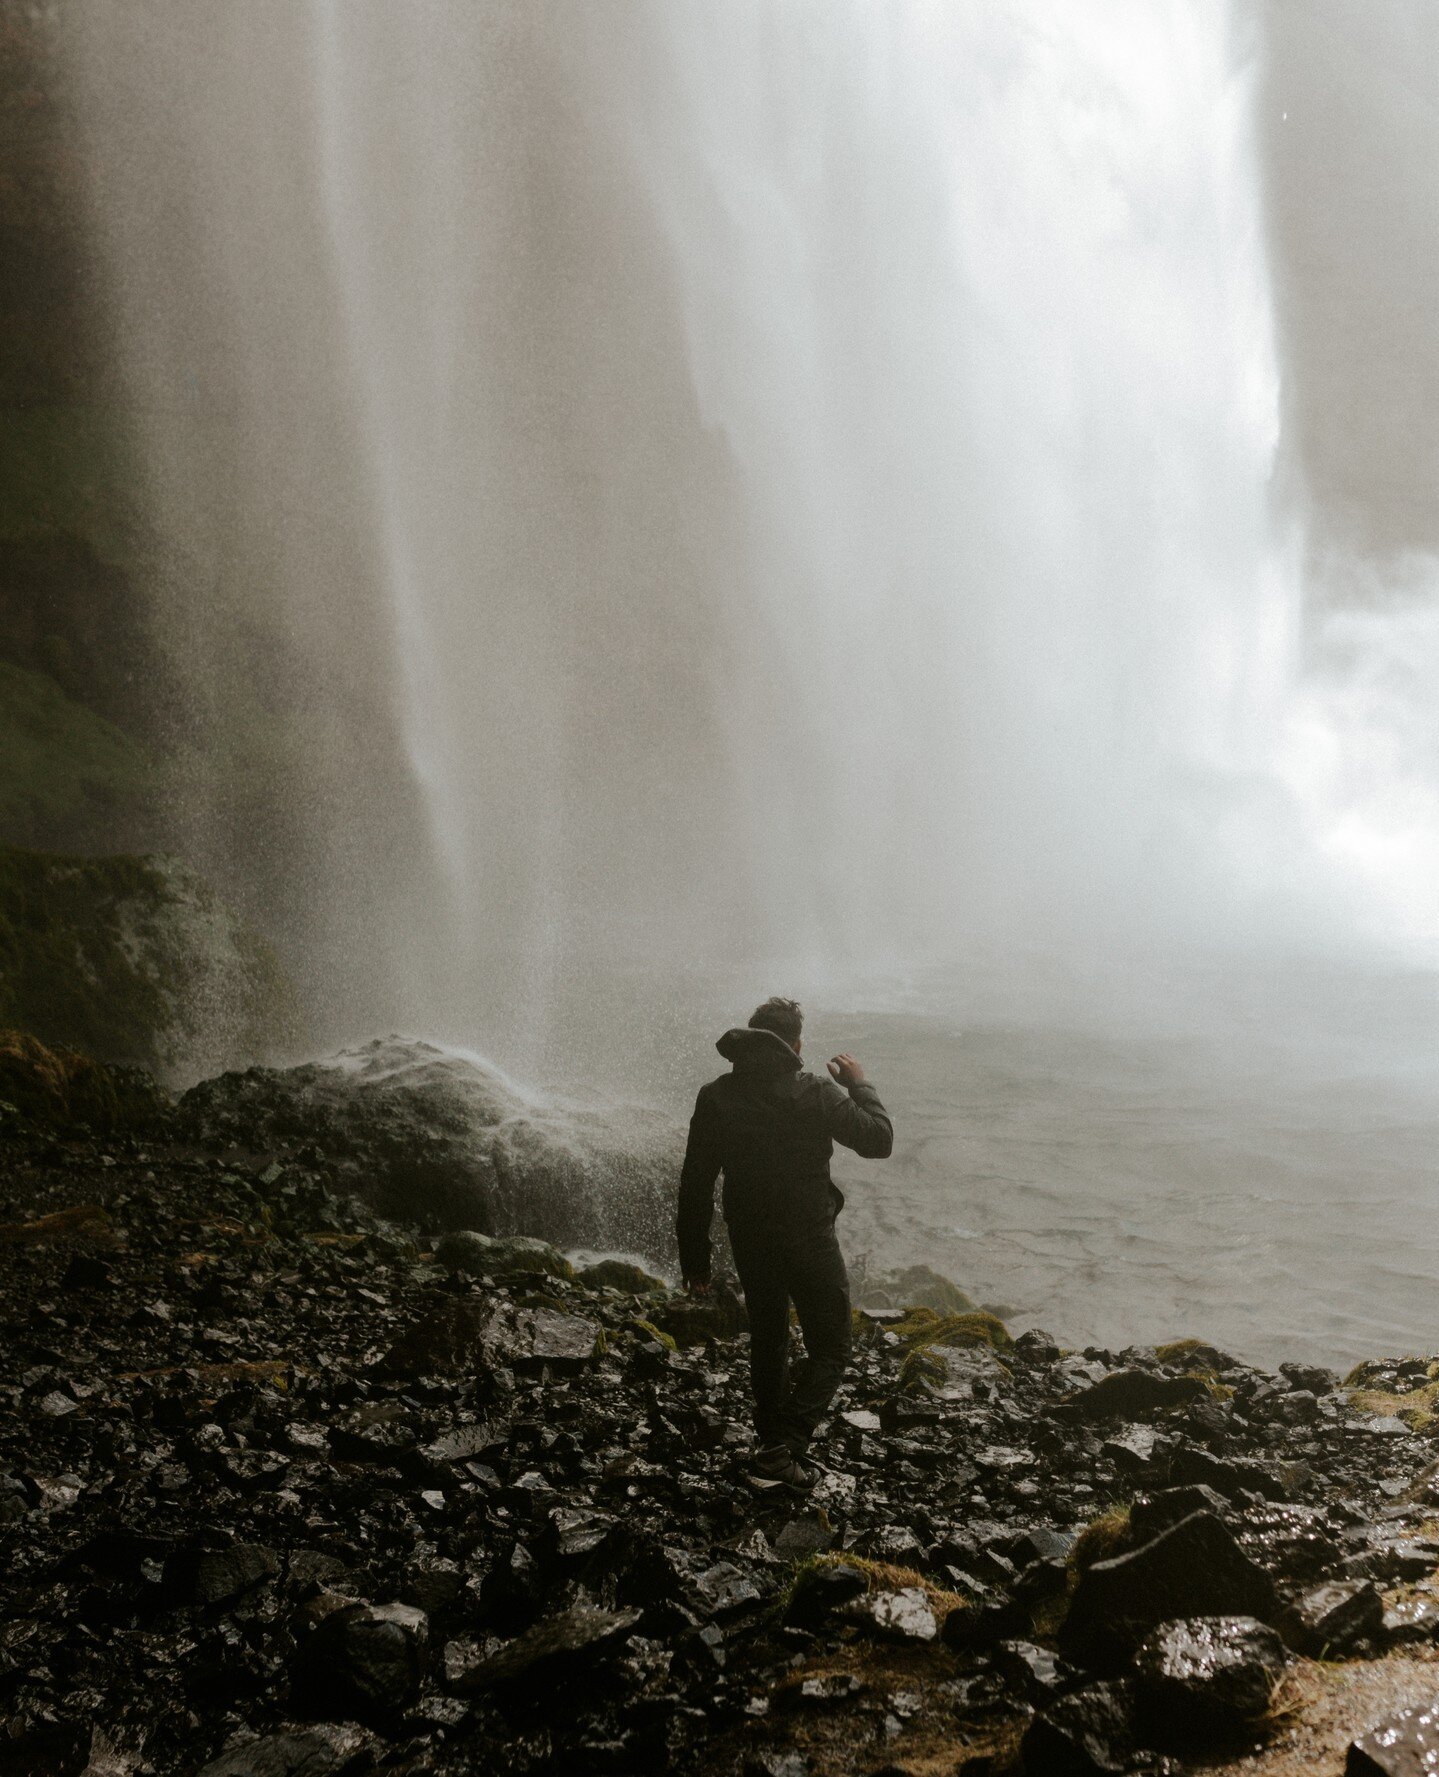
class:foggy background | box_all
[14,0,1439,1360]
[52,0,1439,1062]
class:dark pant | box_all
[729,1220,852,1453]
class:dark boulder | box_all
[1128,1485,1229,1542]
[457,1604,642,1694]
[579,1257,668,1294]
[1279,1580,1384,1656]
[290,1600,428,1721]
[1063,1369,1208,1420]
[784,1561,868,1628]
[1132,1616,1288,1743]
[166,1542,280,1607]
[1167,1444,1297,1502]
[1060,1511,1276,1664]
[1021,1681,1135,1775]
[179,1035,680,1254]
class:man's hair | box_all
[748,995,803,1046]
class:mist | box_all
[55,0,1439,1074]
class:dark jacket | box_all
[676,1026,894,1283]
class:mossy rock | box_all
[0,845,304,1082]
[628,1318,678,1353]
[0,1027,170,1134]
[892,1308,1012,1353]
[1155,1338,1234,1371]
[580,1258,668,1296]
[482,1235,575,1283]
[1069,1506,1135,1575]
[1344,1377,1439,1432]
[898,1346,947,1393]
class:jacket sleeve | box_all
[819,1078,894,1159]
[676,1087,723,1282]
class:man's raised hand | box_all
[827,1052,866,1087]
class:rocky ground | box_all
[5,1069,1439,1774]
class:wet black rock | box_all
[290,1601,429,1722]
[783,1560,868,1628]
[1279,1579,1385,1656]
[1133,1615,1288,1743]
[197,1724,372,1777]
[6,1059,1439,1777]
[1021,1679,1135,1775]
[167,1542,281,1607]
[1060,1512,1276,1664]
[1128,1484,1230,1542]
[1281,1361,1338,1396]
[458,1604,642,1694]
[1347,1698,1439,1775]
[1064,1368,1207,1420]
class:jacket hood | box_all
[716,1026,803,1074]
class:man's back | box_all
[677,1024,892,1280]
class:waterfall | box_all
[62,2,1436,1056]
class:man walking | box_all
[677,996,894,1485]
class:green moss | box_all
[1156,1338,1232,1369]
[1069,1506,1134,1575]
[630,1318,678,1353]
[893,1308,1013,1352]
[898,1346,946,1393]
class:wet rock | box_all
[1133,1615,1288,1742]
[1021,1680,1135,1775]
[1128,1484,1229,1542]
[1281,1361,1338,1395]
[861,1588,938,1642]
[579,1258,667,1294]
[179,1037,679,1249]
[290,1600,429,1721]
[772,1515,834,1562]
[696,1560,763,1617]
[993,1638,1075,1701]
[1279,1579,1384,1656]
[197,1725,371,1777]
[1383,1596,1439,1645]
[167,1542,281,1607]
[433,1229,495,1273]
[1348,1699,1439,1775]
[458,1604,642,1693]
[784,1561,868,1628]
[471,1233,575,1282]
[1167,1444,1297,1502]
[1060,1512,1276,1663]
[1064,1368,1207,1420]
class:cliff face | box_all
[0,846,304,1082]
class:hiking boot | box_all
[752,1443,814,1488]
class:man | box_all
[676,996,894,1486]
